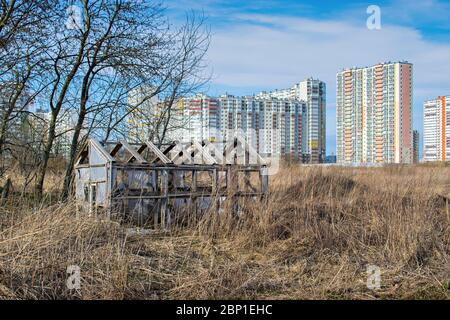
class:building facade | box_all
[336,62,413,164]
[423,96,450,162]
[175,94,220,143]
[257,78,326,163]
[177,94,306,160]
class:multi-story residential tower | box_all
[336,62,413,164]
[423,96,450,162]
[251,96,304,159]
[178,94,220,143]
[413,130,420,163]
[175,94,305,160]
[258,78,326,163]
[127,86,160,143]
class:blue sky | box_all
[166,0,450,155]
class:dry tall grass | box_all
[0,164,449,299]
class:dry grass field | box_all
[0,164,449,300]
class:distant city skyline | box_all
[166,0,450,157]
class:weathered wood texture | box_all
[75,138,269,229]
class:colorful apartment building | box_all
[423,96,450,162]
[336,62,413,164]
[257,78,326,163]
[177,94,220,143]
[178,94,305,160]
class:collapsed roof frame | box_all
[75,136,269,229]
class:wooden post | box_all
[153,170,159,229]
[226,166,233,195]
[211,168,218,194]
[160,170,169,230]
[1,178,12,205]
[212,168,220,210]
[260,166,269,202]
[192,170,198,214]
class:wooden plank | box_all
[146,141,173,164]
[120,140,148,164]
[192,170,198,213]
[153,171,159,229]
[212,168,221,210]
[90,139,115,162]
[234,134,267,165]
[114,192,262,200]
[202,140,224,164]
[260,167,269,201]
[170,143,194,165]
[159,144,176,160]
[126,144,147,163]
[192,141,217,165]
[160,170,169,229]
[109,142,123,158]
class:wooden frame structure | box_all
[74,136,269,228]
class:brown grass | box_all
[0,164,449,300]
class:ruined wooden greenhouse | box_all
[74,136,269,228]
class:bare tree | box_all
[34,0,96,198]
[0,0,50,48]
[154,13,210,146]
[0,0,210,199]
[59,2,210,199]
[0,0,55,174]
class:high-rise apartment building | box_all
[258,78,326,163]
[336,62,413,164]
[177,94,220,143]
[423,96,450,162]
[177,94,305,159]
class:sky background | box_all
[166,0,450,156]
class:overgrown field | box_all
[0,164,449,299]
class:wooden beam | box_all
[146,141,172,164]
[260,166,269,202]
[120,140,147,163]
[192,141,217,165]
[160,170,169,229]
[170,143,194,165]
[153,171,159,229]
[110,142,123,158]
[234,134,267,165]
[90,139,115,162]
[203,140,224,164]
[125,144,147,163]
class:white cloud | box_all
[208,14,450,94]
